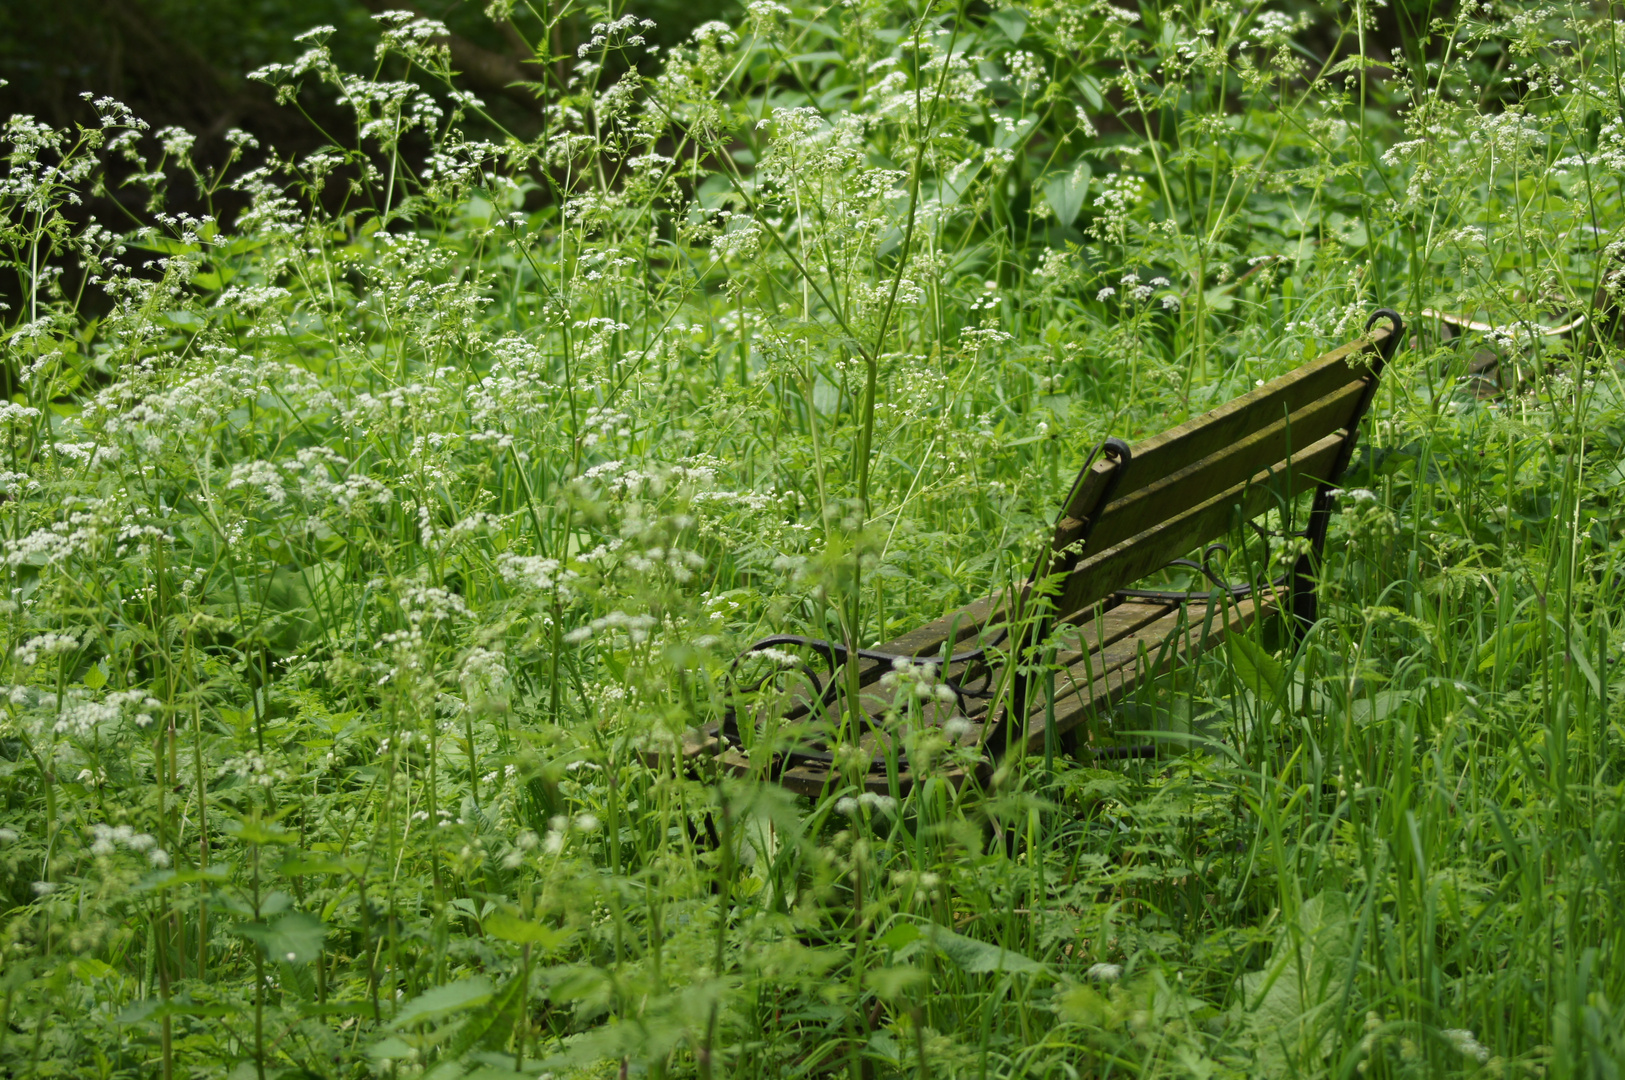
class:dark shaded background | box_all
[2,0,1451,176]
[0,0,736,151]
[0,0,1455,249]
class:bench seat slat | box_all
[1048,600,1178,670]
[1025,593,1268,755]
[733,599,1174,742]
[745,595,1008,730]
[878,594,1002,658]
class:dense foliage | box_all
[3,1,1624,1076]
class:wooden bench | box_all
[673,310,1403,797]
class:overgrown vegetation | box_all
[3,0,1624,1076]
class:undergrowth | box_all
[3,0,1625,1077]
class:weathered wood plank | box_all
[1103,331,1384,501]
[1083,379,1366,552]
[1053,431,1344,618]
[877,593,1004,658]
[1023,592,1268,755]
[1058,457,1120,525]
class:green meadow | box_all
[2,1,1623,1076]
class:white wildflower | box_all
[1442,1029,1489,1064]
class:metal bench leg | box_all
[1291,308,1404,639]
[1291,505,1327,637]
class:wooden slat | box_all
[878,594,1002,659]
[1049,600,1178,670]
[1054,431,1345,619]
[1084,379,1366,552]
[1105,333,1381,501]
[780,763,832,797]
[1019,592,1269,755]
[1058,457,1119,524]
[850,600,1176,729]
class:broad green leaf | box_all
[991,7,1027,43]
[297,1000,376,1018]
[119,998,238,1024]
[936,161,981,207]
[367,1035,414,1061]
[234,912,327,965]
[276,857,359,877]
[388,977,493,1029]
[1571,643,1601,697]
[447,971,528,1060]
[873,922,922,952]
[921,923,1045,974]
[1073,72,1104,109]
[1234,892,1356,1072]
[484,911,571,950]
[137,866,230,892]
[1227,634,1286,702]
[1042,164,1091,227]
[992,115,1038,150]
[1474,620,1536,672]
[224,817,296,846]
[865,1029,902,1063]
[1348,688,1414,727]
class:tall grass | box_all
[2,1,1624,1076]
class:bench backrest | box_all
[1042,310,1403,624]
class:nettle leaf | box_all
[233,911,327,965]
[224,817,297,846]
[388,977,494,1029]
[119,998,237,1025]
[446,972,529,1060]
[136,865,230,893]
[366,1035,414,1062]
[484,911,572,950]
[275,857,360,878]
